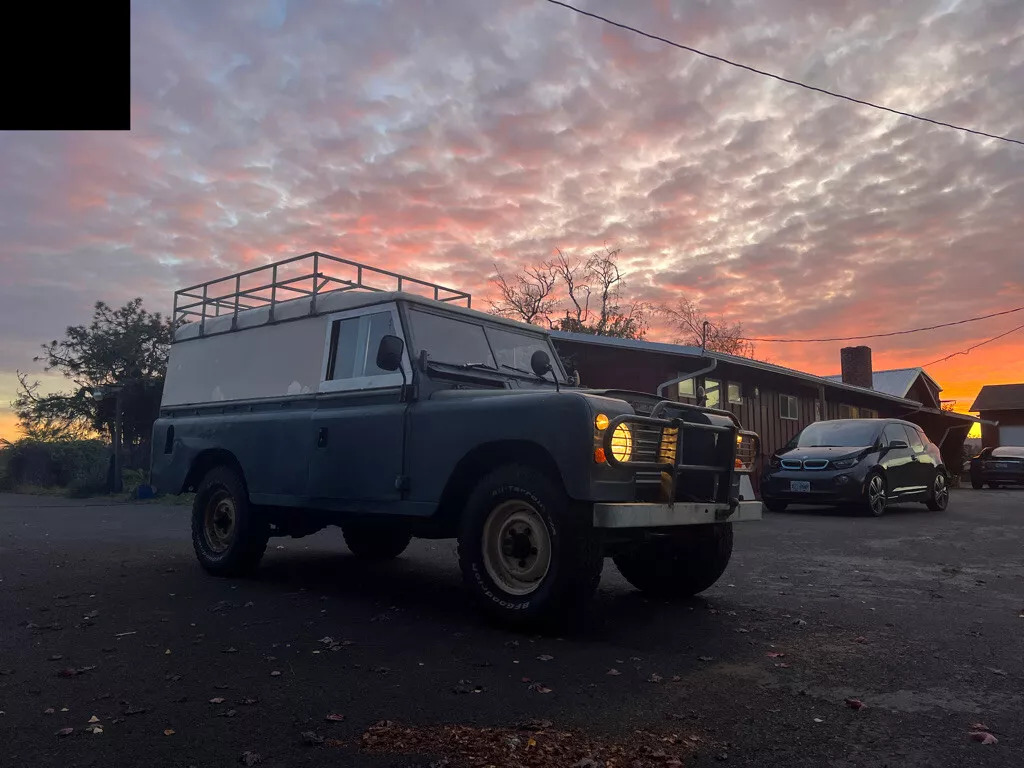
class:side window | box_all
[861,408,878,419]
[677,377,695,400]
[727,382,743,404]
[322,308,404,390]
[903,425,925,452]
[704,378,721,408]
[882,423,906,446]
[780,394,799,420]
[839,404,859,419]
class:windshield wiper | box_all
[499,363,537,377]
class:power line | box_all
[924,321,1024,367]
[739,305,1024,343]
[545,0,1024,148]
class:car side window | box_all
[903,425,925,452]
[882,424,906,446]
[320,305,406,393]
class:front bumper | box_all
[593,499,762,528]
[760,470,866,505]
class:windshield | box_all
[792,420,880,448]
[408,308,565,381]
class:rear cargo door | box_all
[307,304,410,509]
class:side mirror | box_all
[530,349,552,378]
[376,335,405,372]
[887,439,909,450]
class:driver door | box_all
[879,423,914,497]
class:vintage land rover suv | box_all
[151,253,761,627]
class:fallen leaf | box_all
[647,673,663,684]
[164,728,175,736]
[217,709,238,718]
[44,707,55,715]
[222,647,238,654]
[698,656,714,662]
[56,727,74,737]
[302,730,325,746]
[270,671,281,677]
[671,676,682,682]
[528,682,552,694]
[537,654,554,661]
[124,705,147,716]
[813,717,824,723]
[164,649,171,655]
[49,654,64,661]
[970,723,990,732]
[606,668,622,676]
[86,725,103,735]
[969,731,998,745]
[845,698,865,710]
[88,715,100,724]
[325,713,345,722]
[209,697,225,704]
[853,636,868,644]
[527,736,537,748]
[239,750,262,765]
[767,652,786,659]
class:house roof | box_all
[969,383,1024,412]
[549,331,921,407]
[821,367,941,398]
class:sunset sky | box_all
[2,0,1022,442]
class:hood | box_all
[778,445,873,460]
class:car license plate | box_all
[994,463,1007,469]
[790,481,811,493]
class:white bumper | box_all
[592,499,763,528]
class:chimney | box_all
[840,346,873,389]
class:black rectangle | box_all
[3,2,129,130]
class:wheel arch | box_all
[183,448,248,496]
[433,440,564,536]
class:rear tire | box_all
[192,466,269,576]
[926,471,949,511]
[861,471,887,517]
[763,498,788,513]
[457,464,603,630]
[613,523,733,599]
[342,525,412,560]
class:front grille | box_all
[781,459,802,470]
[803,459,829,470]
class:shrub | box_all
[2,438,110,491]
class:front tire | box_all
[457,464,603,630]
[613,523,733,599]
[342,525,412,560]
[971,477,983,490]
[861,471,887,517]
[192,466,269,576]
[926,471,949,511]
[763,498,788,513]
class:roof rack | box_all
[172,251,472,330]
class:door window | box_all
[903,425,926,452]
[321,305,406,392]
[882,423,908,447]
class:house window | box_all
[704,378,721,409]
[780,394,799,420]
[727,382,742,404]
[839,404,859,419]
[677,377,695,400]
[861,408,878,419]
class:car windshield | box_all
[793,421,880,448]
[992,446,1024,458]
[408,308,565,381]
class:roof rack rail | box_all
[172,251,472,331]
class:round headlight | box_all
[610,423,632,462]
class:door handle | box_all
[317,427,328,447]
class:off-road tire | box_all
[191,466,269,576]
[457,464,603,630]
[342,525,412,560]
[860,470,887,517]
[925,470,950,511]
[613,523,733,599]
[762,498,788,513]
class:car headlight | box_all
[831,457,859,470]
[609,423,633,462]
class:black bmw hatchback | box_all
[761,419,950,516]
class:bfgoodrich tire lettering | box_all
[191,466,269,577]
[613,523,733,598]
[457,464,603,630]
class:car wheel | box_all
[458,464,603,630]
[613,523,733,599]
[342,525,412,560]
[926,471,949,511]
[191,466,269,576]
[988,483,1001,489]
[970,477,983,490]
[762,498,788,513]
[861,471,887,517]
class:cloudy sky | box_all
[2,0,1022,440]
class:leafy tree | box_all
[13,299,172,462]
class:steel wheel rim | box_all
[482,500,552,596]
[204,492,237,553]
[868,475,885,515]
[934,474,948,508]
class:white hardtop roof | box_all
[174,288,551,342]
[821,367,941,398]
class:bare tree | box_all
[661,299,756,358]
[489,263,558,326]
